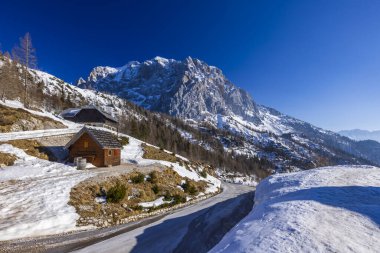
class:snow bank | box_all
[138,197,171,208]
[0,144,95,241]
[211,166,380,253]
[0,127,80,142]
[121,137,221,193]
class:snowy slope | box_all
[0,99,80,129]
[121,136,221,193]
[210,166,380,253]
[0,144,95,240]
[0,128,220,241]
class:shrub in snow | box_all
[172,194,186,205]
[146,171,158,184]
[151,184,160,194]
[200,170,207,178]
[182,180,198,196]
[0,152,17,166]
[106,182,126,203]
[131,205,143,211]
[163,192,172,201]
[131,172,145,184]
[118,136,129,146]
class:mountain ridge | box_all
[75,56,380,169]
[339,129,380,143]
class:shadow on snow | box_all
[130,191,254,253]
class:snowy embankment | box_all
[121,137,221,194]
[211,166,380,253]
[0,128,80,142]
[0,99,80,129]
[0,100,81,142]
[0,144,95,241]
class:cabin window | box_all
[84,141,89,149]
[108,150,113,156]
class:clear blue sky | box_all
[1,0,380,131]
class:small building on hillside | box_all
[65,127,122,167]
[60,105,118,131]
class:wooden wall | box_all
[68,133,121,167]
[103,149,121,166]
[68,133,104,167]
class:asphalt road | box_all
[73,183,254,253]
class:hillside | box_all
[0,55,272,180]
[1,54,380,178]
[0,102,66,132]
[77,56,380,170]
[210,166,380,253]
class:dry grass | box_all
[142,144,178,163]
[1,139,49,160]
[69,168,208,227]
[0,104,65,132]
[0,152,17,166]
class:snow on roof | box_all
[61,108,81,117]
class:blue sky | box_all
[1,0,380,131]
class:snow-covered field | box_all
[0,144,95,241]
[121,137,221,194]
[210,166,380,253]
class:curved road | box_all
[0,183,254,253]
[72,183,254,253]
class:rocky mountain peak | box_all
[77,56,260,124]
[88,66,118,82]
[75,77,86,86]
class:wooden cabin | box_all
[60,105,118,131]
[65,127,122,167]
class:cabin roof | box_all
[61,105,118,123]
[65,127,122,149]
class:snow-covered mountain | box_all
[0,55,275,180]
[339,129,380,143]
[77,57,380,170]
[78,56,260,124]
[2,54,379,173]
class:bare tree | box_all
[0,52,22,101]
[12,32,37,106]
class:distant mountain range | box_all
[339,129,380,143]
